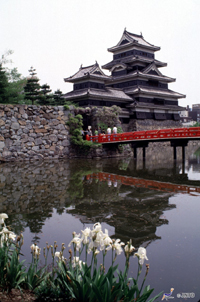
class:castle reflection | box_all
[0,152,200,248]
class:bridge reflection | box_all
[0,156,199,248]
[85,172,200,196]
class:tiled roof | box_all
[107,70,175,83]
[108,30,160,52]
[125,31,158,48]
[63,87,133,101]
[128,101,185,111]
[64,62,110,82]
[142,62,163,76]
[124,86,186,99]
[102,56,167,70]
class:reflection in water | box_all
[0,150,200,297]
[1,154,200,247]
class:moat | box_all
[0,147,200,300]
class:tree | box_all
[38,83,53,105]
[0,63,9,104]
[53,89,64,106]
[0,50,27,104]
[24,67,41,105]
[6,67,27,104]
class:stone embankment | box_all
[0,104,132,162]
[0,105,70,162]
[0,104,199,162]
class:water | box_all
[0,148,200,301]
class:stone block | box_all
[0,142,5,150]
[49,134,58,142]
[35,128,47,133]
[35,138,43,145]
[0,110,4,117]
[56,124,65,130]
[26,142,34,147]
[62,139,70,147]
[11,122,20,130]
[19,120,26,126]
[32,146,40,151]
[19,107,25,115]
[0,119,5,126]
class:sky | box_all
[1,0,200,108]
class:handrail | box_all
[86,127,200,143]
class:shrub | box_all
[67,114,94,151]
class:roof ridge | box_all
[142,62,163,76]
[125,30,142,39]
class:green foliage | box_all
[4,249,26,291]
[52,89,64,106]
[6,67,27,104]
[117,126,123,133]
[37,83,54,106]
[0,51,27,104]
[0,50,13,65]
[191,122,200,127]
[0,234,26,292]
[118,144,124,154]
[24,67,41,105]
[0,64,9,104]
[64,100,78,110]
[24,263,48,291]
[67,114,93,150]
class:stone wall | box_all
[126,119,182,132]
[0,105,70,162]
[0,104,198,162]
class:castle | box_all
[63,29,185,131]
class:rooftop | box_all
[64,62,110,83]
[107,29,160,53]
[124,86,186,99]
[102,56,167,70]
[63,87,133,101]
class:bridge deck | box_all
[86,127,200,144]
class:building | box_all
[179,105,191,122]
[189,104,200,123]
[63,29,186,131]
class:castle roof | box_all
[63,87,132,102]
[107,29,160,53]
[106,66,175,85]
[64,62,110,83]
[102,56,166,70]
[124,86,186,99]
[128,101,185,112]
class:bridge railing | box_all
[86,127,200,143]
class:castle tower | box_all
[63,30,186,131]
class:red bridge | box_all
[86,127,200,161]
[86,127,200,144]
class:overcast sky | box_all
[1,0,200,108]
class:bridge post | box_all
[134,147,137,160]
[173,146,177,161]
[131,142,148,160]
[143,146,146,159]
[171,139,188,161]
[182,145,185,162]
